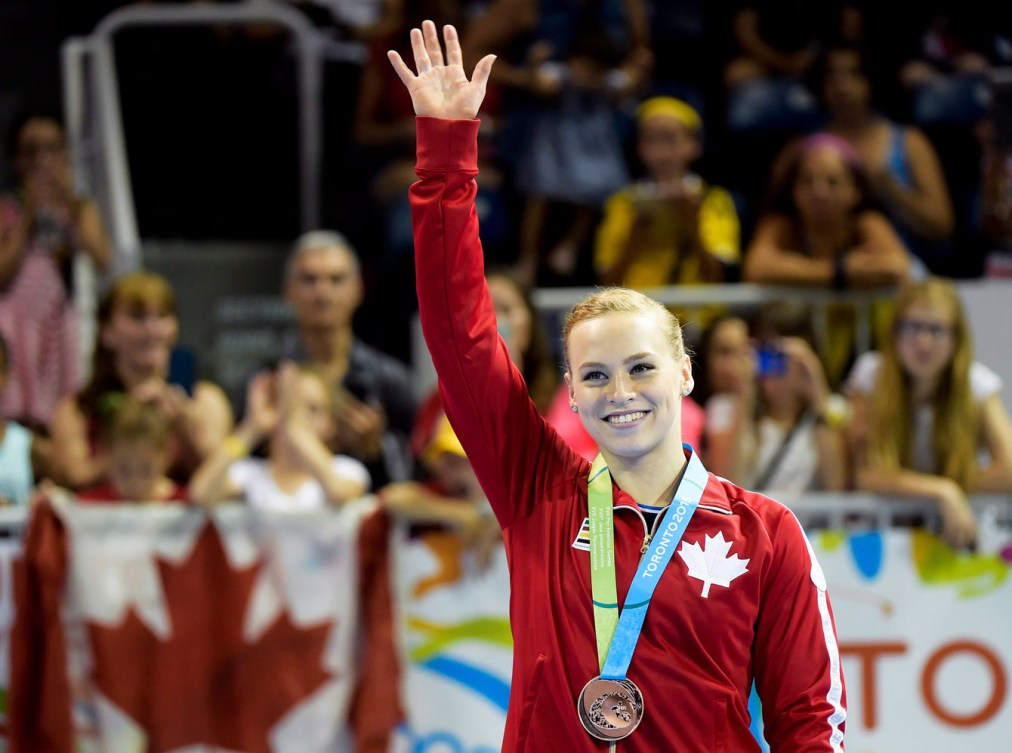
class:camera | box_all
[755,345,787,378]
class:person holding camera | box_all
[699,306,849,493]
[0,111,111,432]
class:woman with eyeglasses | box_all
[845,277,1012,549]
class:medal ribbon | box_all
[588,447,707,678]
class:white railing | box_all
[533,282,890,350]
[2,494,1008,538]
[60,1,338,272]
[411,283,893,395]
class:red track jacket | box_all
[411,116,846,753]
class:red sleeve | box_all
[8,500,74,752]
[410,117,583,529]
[753,510,847,752]
[350,509,403,753]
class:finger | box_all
[444,24,462,67]
[422,19,444,68]
[472,53,497,93]
[387,50,417,85]
[410,26,432,74]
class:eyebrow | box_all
[578,353,654,370]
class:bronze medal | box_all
[577,676,644,741]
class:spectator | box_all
[845,277,1012,549]
[0,110,111,432]
[897,5,1012,93]
[464,0,652,285]
[815,43,955,271]
[189,361,369,510]
[0,332,50,506]
[743,133,911,383]
[382,411,501,567]
[724,1,863,88]
[595,96,740,288]
[49,271,233,490]
[351,1,473,254]
[282,230,419,486]
[77,396,189,503]
[702,306,849,492]
[695,314,757,481]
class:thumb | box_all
[472,54,497,94]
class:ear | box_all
[564,371,575,401]
[679,354,694,396]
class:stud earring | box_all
[570,402,579,413]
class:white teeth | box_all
[607,411,645,424]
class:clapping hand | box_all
[387,20,496,120]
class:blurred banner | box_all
[1,500,1010,752]
[811,526,1011,752]
[389,521,512,753]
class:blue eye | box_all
[582,370,606,382]
[631,363,653,374]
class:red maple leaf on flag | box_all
[87,522,335,753]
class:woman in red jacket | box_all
[389,21,846,752]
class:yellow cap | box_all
[636,96,702,133]
[424,413,467,466]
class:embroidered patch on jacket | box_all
[572,517,591,551]
[678,531,750,598]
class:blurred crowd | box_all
[2,2,1012,748]
[0,0,1011,542]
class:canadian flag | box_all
[8,492,402,753]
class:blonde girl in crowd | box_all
[846,277,1012,549]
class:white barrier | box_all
[1,495,1010,752]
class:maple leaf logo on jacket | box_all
[678,531,750,598]
[87,522,335,753]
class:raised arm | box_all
[391,22,582,528]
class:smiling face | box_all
[894,300,958,386]
[637,114,701,181]
[566,311,691,462]
[792,145,860,226]
[101,297,179,378]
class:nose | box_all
[608,372,635,403]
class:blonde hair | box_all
[105,397,170,450]
[867,277,977,488]
[562,287,685,368]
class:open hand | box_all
[387,20,496,120]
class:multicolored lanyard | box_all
[588,447,708,676]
